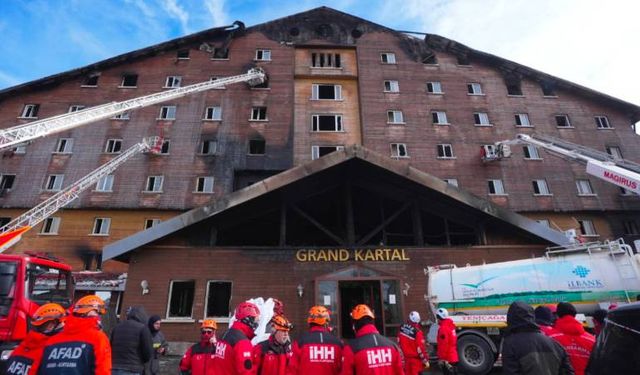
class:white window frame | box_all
[578,220,598,236]
[467,82,484,95]
[387,110,405,124]
[473,112,491,126]
[426,81,443,94]
[255,49,271,61]
[0,174,15,190]
[105,139,123,154]
[515,113,531,127]
[144,176,164,193]
[383,80,400,93]
[488,179,506,195]
[576,179,595,196]
[12,145,26,154]
[20,104,39,118]
[311,84,343,100]
[605,146,623,160]
[68,105,85,113]
[158,140,170,155]
[45,175,64,191]
[250,107,268,121]
[166,280,196,319]
[164,76,182,89]
[204,280,233,320]
[380,53,396,64]
[204,106,222,121]
[390,143,409,158]
[437,144,455,159]
[532,179,552,196]
[312,115,343,132]
[555,114,572,128]
[432,111,449,125]
[144,218,161,229]
[91,217,111,235]
[311,145,345,160]
[443,178,459,187]
[95,175,114,192]
[523,145,541,160]
[195,176,215,193]
[40,217,61,235]
[54,138,74,154]
[111,112,130,120]
[158,106,177,120]
[200,140,218,155]
[595,116,612,129]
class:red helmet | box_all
[235,302,260,330]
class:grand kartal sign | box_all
[295,248,410,262]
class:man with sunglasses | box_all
[180,319,218,375]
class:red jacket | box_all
[180,340,216,375]
[212,322,256,375]
[538,324,557,336]
[252,335,292,375]
[397,322,427,360]
[340,324,404,375]
[6,331,49,375]
[37,315,112,375]
[436,318,458,363]
[550,316,595,375]
[290,326,343,375]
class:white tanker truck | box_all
[425,238,640,375]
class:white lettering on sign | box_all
[366,348,392,367]
[47,347,83,360]
[7,361,30,375]
[214,342,227,358]
[309,346,335,362]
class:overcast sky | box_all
[1,0,639,110]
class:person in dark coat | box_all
[110,305,154,375]
[535,305,557,336]
[502,301,574,375]
[145,315,168,375]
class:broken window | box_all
[95,175,114,192]
[0,175,15,190]
[387,110,404,124]
[605,146,623,159]
[311,84,342,100]
[177,49,190,59]
[20,104,39,118]
[380,53,396,64]
[158,106,177,120]
[515,113,531,127]
[437,144,454,158]
[0,217,9,227]
[248,140,266,155]
[250,107,267,121]
[45,175,64,191]
[120,74,138,87]
[211,48,229,59]
[68,105,85,113]
[200,140,217,155]
[167,280,195,318]
[474,112,491,126]
[432,111,448,125]
[595,116,612,129]
[422,53,437,65]
[523,145,541,160]
[144,218,161,229]
[467,83,483,95]
[488,179,506,195]
[159,140,170,154]
[205,281,232,318]
[578,220,597,236]
[40,217,61,235]
[255,49,271,61]
[164,76,182,88]
[541,82,556,96]
[443,178,459,187]
[311,145,344,160]
[456,55,470,65]
[92,217,111,235]
[112,112,130,120]
[555,115,571,127]
[195,177,215,193]
[426,81,442,94]
[506,83,523,96]
[82,75,99,86]
[54,138,74,153]
[145,176,164,192]
[11,145,26,154]
[576,179,595,195]
[105,139,123,153]
[311,53,341,68]
[390,143,408,158]
[204,106,222,120]
[532,179,551,195]
[623,220,639,235]
[312,115,343,132]
[383,80,400,92]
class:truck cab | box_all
[0,253,74,361]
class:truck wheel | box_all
[457,335,494,375]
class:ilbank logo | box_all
[366,348,392,367]
[568,265,603,289]
[572,265,590,278]
[309,346,335,362]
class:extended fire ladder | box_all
[484,133,640,195]
[0,68,266,151]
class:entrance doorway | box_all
[339,280,383,339]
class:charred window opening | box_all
[456,54,470,65]
[83,74,99,86]
[0,217,10,227]
[422,53,437,65]
[205,281,232,317]
[555,115,571,128]
[177,49,190,59]
[120,74,138,87]
[212,48,229,59]
[0,175,15,190]
[167,280,195,318]
[160,140,170,154]
[541,82,556,96]
[248,139,266,155]
[506,82,523,96]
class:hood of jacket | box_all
[553,315,586,336]
[126,305,149,324]
[507,301,540,333]
[438,318,456,331]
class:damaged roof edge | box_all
[103,145,570,263]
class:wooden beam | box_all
[290,204,346,245]
[356,201,411,246]
[412,201,424,246]
[279,200,287,246]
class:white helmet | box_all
[436,308,449,319]
[409,311,421,323]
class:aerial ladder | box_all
[0,68,267,251]
[483,133,640,195]
[0,68,266,151]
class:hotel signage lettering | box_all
[296,248,410,262]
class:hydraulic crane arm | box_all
[0,136,163,252]
[0,68,266,151]
[488,133,640,195]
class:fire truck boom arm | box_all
[0,68,266,151]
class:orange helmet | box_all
[271,314,293,332]
[32,303,66,326]
[201,319,217,330]
[351,304,375,320]
[73,295,106,315]
[307,305,331,326]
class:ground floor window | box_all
[167,280,195,318]
[205,281,232,318]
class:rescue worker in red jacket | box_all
[6,303,66,375]
[212,301,261,375]
[397,311,429,375]
[340,304,403,375]
[37,294,111,375]
[290,305,343,375]
[549,302,595,375]
[253,315,293,375]
[180,319,218,375]
[435,307,458,375]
